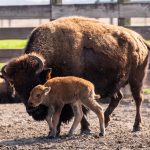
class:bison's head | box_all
[1,52,52,120]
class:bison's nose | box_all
[28,101,33,107]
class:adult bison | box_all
[2,17,150,134]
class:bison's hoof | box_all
[133,126,142,132]
[104,117,110,128]
[99,132,105,137]
[47,135,57,139]
[105,123,109,128]
[80,128,91,135]
[67,133,73,137]
[47,132,57,139]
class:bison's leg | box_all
[129,56,148,132]
[130,84,143,131]
[80,106,90,134]
[104,90,123,127]
[80,115,90,134]
[56,120,61,136]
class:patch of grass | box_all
[0,39,27,49]
[147,40,150,44]
[144,88,150,94]
[0,63,5,70]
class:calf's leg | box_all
[68,101,83,136]
[49,105,63,138]
[46,106,54,136]
[83,98,105,136]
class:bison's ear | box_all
[0,71,3,78]
[39,68,52,84]
[43,86,51,95]
[1,65,11,80]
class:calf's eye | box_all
[36,94,41,98]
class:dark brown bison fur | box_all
[3,16,150,133]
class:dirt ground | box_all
[0,98,149,150]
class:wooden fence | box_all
[0,2,150,61]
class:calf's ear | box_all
[43,86,51,95]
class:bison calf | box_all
[28,76,105,138]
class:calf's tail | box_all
[144,41,150,51]
[94,94,101,100]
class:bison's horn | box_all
[29,54,44,74]
[1,65,10,80]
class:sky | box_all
[0,0,148,6]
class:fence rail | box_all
[0,5,50,19]
[1,26,150,40]
[0,49,23,62]
[0,27,33,39]
[0,3,150,20]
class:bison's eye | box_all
[10,80,14,86]
[36,94,41,98]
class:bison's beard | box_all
[26,104,49,121]
[26,103,89,123]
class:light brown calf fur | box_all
[28,76,105,138]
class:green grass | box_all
[0,63,6,69]
[0,39,27,49]
[0,40,149,49]
[147,40,150,44]
[143,88,150,94]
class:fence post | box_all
[95,0,115,24]
[118,0,131,26]
[0,20,3,27]
[8,19,11,27]
[50,0,62,20]
[110,0,115,24]
[52,0,62,4]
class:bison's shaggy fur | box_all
[2,16,150,133]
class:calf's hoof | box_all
[99,132,105,137]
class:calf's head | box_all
[28,85,51,107]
